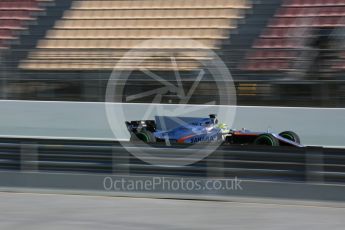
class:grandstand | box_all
[19,0,250,70]
[0,0,345,106]
[243,0,345,72]
[0,0,53,49]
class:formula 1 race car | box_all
[125,114,303,147]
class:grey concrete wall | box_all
[1,171,345,203]
[0,100,344,147]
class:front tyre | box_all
[254,134,279,146]
[279,131,300,144]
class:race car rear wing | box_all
[125,120,156,133]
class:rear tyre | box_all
[131,130,156,143]
[279,131,300,144]
[254,134,279,146]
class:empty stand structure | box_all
[1,0,344,106]
[20,0,251,70]
[0,0,53,50]
[242,0,345,72]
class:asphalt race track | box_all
[0,192,344,230]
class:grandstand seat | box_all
[0,20,24,30]
[71,0,250,10]
[277,6,345,17]
[20,0,251,70]
[261,27,312,38]
[63,8,243,19]
[0,30,14,39]
[0,0,51,49]
[283,0,345,7]
[0,1,41,11]
[247,50,297,60]
[243,0,345,71]
[46,28,228,39]
[254,38,304,49]
[242,61,291,71]
[270,17,343,27]
[0,11,34,20]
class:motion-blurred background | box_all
[1,3,345,228]
[1,0,345,107]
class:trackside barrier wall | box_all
[0,100,344,147]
